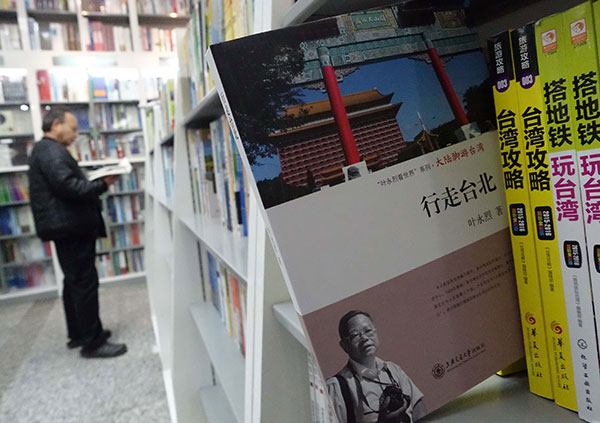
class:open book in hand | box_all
[87,158,133,181]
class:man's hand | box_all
[103,175,120,186]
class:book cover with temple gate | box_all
[208,3,524,420]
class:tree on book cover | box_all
[209,2,525,421]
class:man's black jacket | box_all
[28,136,108,241]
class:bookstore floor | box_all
[0,281,175,423]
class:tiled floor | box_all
[0,281,171,423]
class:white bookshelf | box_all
[190,302,245,423]
[142,1,597,423]
[0,0,186,302]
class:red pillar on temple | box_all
[424,36,470,126]
[318,47,361,165]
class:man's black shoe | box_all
[80,341,127,359]
[67,330,112,349]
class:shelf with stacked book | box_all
[27,9,78,22]
[198,385,237,423]
[190,302,245,423]
[0,9,16,20]
[78,157,145,167]
[0,232,36,240]
[80,11,129,24]
[182,87,222,128]
[160,132,173,146]
[137,14,190,27]
[0,199,29,206]
[180,213,248,284]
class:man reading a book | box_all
[327,310,426,423]
[28,107,127,359]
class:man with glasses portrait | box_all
[326,310,426,423]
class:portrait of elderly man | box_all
[326,310,426,423]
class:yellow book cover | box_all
[510,22,577,411]
[564,2,600,418]
[537,8,600,420]
[489,30,554,400]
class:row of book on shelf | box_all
[96,223,144,252]
[0,205,34,237]
[107,165,144,193]
[204,250,246,357]
[86,21,132,52]
[72,132,143,162]
[186,115,249,237]
[28,20,79,51]
[37,70,139,103]
[139,27,176,52]
[182,0,254,107]
[27,0,189,14]
[2,262,53,292]
[27,0,75,10]
[0,173,28,203]
[137,0,188,15]
[96,248,143,279]
[106,193,143,224]
[0,23,21,51]
[490,1,600,421]
[1,236,51,265]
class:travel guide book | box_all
[208,3,524,421]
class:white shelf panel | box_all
[180,213,248,283]
[1,257,52,268]
[282,0,399,26]
[0,165,28,173]
[182,88,222,127]
[0,232,37,241]
[79,157,145,167]
[106,189,144,196]
[156,195,174,212]
[282,0,328,26]
[190,303,245,423]
[199,385,238,423]
[0,284,57,301]
[273,301,307,349]
[106,218,144,227]
[421,373,578,423]
[99,271,145,285]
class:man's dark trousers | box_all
[54,235,106,351]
